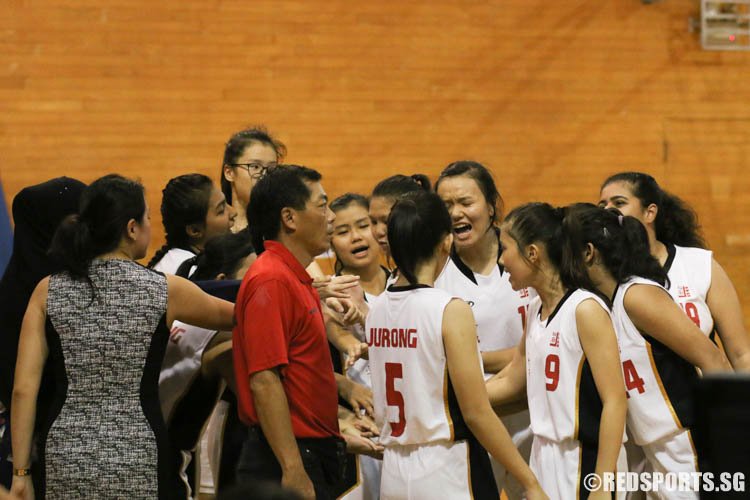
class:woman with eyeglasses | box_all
[220,127,286,232]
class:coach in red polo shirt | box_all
[233,164,342,500]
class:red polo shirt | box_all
[232,240,340,438]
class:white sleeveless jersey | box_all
[613,277,699,445]
[665,245,713,337]
[159,320,220,422]
[367,285,474,446]
[435,250,535,368]
[526,289,612,445]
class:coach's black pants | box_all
[236,426,346,500]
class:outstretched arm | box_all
[443,299,547,499]
[576,299,627,498]
[166,274,235,331]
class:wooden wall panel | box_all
[1,0,749,329]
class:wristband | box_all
[13,468,31,477]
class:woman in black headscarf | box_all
[0,176,85,493]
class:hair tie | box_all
[618,215,624,227]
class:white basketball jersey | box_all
[665,245,713,337]
[153,247,195,274]
[367,285,473,446]
[613,277,698,445]
[159,320,219,422]
[526,290,611,446]
[435,250,535,365]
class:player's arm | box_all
[481,346,517,375]
[705,258,750,372]
[576,299,627,493]
[323,303,368,366]
[165,274,235,331]
[443,299,547,499]
[625,284,731,374]
[250,368,315,500]
[486,336,527,408]
[10,278,50,500]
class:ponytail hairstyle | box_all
[601,172,706,248]
[434,161,504,224]
[176,229,254,281]
[147,174,214,268]
[387,191,451,285]
[561,203,669,301]
[372,174,432,201]
[502,202,567,284]
[221,127,287,205]
[50,174,146,279]
[329,193,370,275]
[247,164,322,254]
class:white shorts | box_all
[641,429,699,500]
[380,438,498,500]
[338,454,382,500]
[530,435,627,500]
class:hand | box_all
[313,274,360,300]
[325,297,367,327]
[342,432,384,460]
[10,475,34,500]
[339,408,379,438]
[344,340,368,368]
[339,379,374,417]
[281,465,315,500]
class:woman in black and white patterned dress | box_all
[10,175,235,500]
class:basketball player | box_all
[598,172,750,372]
[487,203,626,500]
[367,192,547,500]
[433,161,534,499]
[328,193,388,500]
[560,203,731,499]
[369,174,431,267]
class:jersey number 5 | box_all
[385,362,406,437]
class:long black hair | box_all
[561,203,669,300]
[503,202,566,275]
[372,174,431,200]
[147,174,214,268]
[175,229,255,281]
[601,172,706,249]
[50,174,146,279]
[387,191,451,285]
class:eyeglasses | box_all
[228,162,277,179]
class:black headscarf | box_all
[0,176,86,407]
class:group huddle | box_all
[2,126,747,500]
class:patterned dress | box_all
[43,259,173,499]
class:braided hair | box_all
[147,174,214,268]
